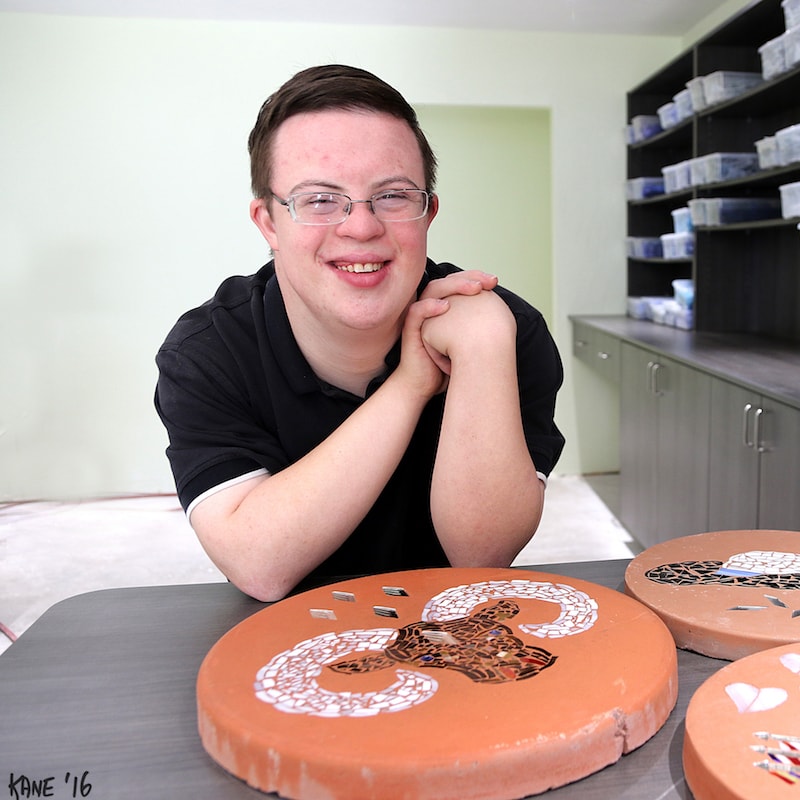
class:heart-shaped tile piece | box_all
[779,652,800,674]
[725,682,787,713]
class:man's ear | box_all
[426,192,440,226]
[250,198,279,251]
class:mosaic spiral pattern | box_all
[254,579,598,718]
[254,628,438,717]
[422,579,599,638]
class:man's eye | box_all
[300,194,340,210]
[376,191,412,204]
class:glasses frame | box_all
[270,189,432,226]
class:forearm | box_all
[429,327,544,566]
[192,372,429,601]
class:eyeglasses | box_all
[270,189,432,225]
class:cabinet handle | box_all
[742,403,754,447]
[754,407,765,453]
[597,351,610,360]
[651,362,662,395]
[575,339,588,348]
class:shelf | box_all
[696,64,800,119]
[696,217,800,231]
[629,166,800,207]
[628,257,693,264]
[696,163,800,192]
[625,0,800,343]
[628,119,693,150]
[629,191,693,206]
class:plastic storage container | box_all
[759,33,787,79]
[756,135,779,169]
[704,197,782,226]
[688,199,708,227]
[662,161,691,193]
[661,232,695,259]
[645,297,669,322]
[689,156,709,186]
[631,115,662,142]
[776,124,800,165]
[702,71,764,105]
[784,0,800,29]
[626,237,663,259]
[687,76,707,112]
[673,89,693,121]
[657,102,679,129]
[646,297,693,328]
[672,278,694,310]
[670,305,694,330]
[785,25,800,70]
[703,152,761,183]
[671,207,693,233]
[626,176,665,200]
[673,89,693,120]
[627,296,669,320]
[779,181,800,218]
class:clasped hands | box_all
[398,270,518,397]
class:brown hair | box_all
[247,64,437,200]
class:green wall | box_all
[417,106,552,322]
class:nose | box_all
[336,199,384,237]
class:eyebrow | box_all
[287,176,423,196]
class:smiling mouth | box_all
[335,262,385,274]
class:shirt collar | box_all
[263,260,434,399]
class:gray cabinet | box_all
[709,379,800,531]
[572,319,621,383]
[571,315,800,546]
[619,342,711,548]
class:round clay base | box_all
[625,529,800,660]
[197,567,678,800]
[684,642,800,799]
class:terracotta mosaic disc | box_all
[624,530,800,660]
[197,567,678,800]
[684,642,800,799]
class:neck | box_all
[287,305,401,398]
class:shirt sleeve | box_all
[154,330,288,512]
[500,288,566,478]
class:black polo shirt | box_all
[155,259,564,590]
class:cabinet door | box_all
[620,344,711,548]
[655,356,711,541]
[620,344,658,545]
[757,397,800,530]
[708,380,760,530]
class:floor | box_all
[0,473,639,656]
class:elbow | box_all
[227,570,297,604]
[223,569,295,603]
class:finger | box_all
[404,297,450,330]
[421,271,497,301]
[459,270,498,289]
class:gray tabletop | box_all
[0,560,719,799]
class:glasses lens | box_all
[372,190,429,221]
[291,193,348,224]
[286,190,429,224]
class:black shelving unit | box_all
[626,0,800,341]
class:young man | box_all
[155,65,564,602]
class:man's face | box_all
[251,109,438,339]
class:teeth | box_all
[337,262,383,273]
